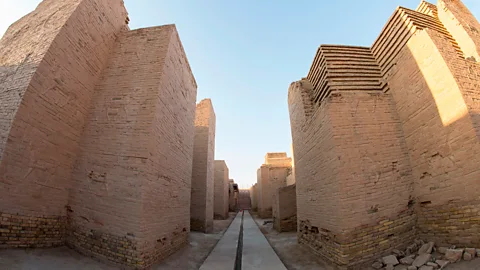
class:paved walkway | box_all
[199,212,242,270]
[199,211,287,270]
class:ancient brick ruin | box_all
[0,0,201,268]
[237,189,252,210]
[272,184,297,233]
[190,99,216,233]
[288,0,480,268]
[255,153,293,218]
[213,160,229,220]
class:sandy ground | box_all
[252,213,480,270]
[0,213,236,270]
[252,214,334,270]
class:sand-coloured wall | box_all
[250,183,258,211]
[273,184,297,232]
[0,0,128,248]
[190,99,216,233]
[289,45,415,268]
[67,25,197,268]
[257,164,290,218]
[289,1,480,268]
[214,160,229,219]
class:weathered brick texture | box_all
[257,164,290,218]
[214,160,229,219]
[190,99,216,233]
[289,1,480,268]
[384,27,480,246]
[273,184,297,232]
[68,25,197,268]
[0,0,128,246]
[0,212,67,248]
[438,0,480,62]
[238,190,252,209]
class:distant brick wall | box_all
[273,184,296,232]
[250,184,258,211]
[68,25,197,268]
[190,99,216,233]
[257,165,289,218]
[214,160,229,219]
[228,180,236,211]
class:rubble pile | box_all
[371,240,479,270]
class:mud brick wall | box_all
[214,160,229,219]
[264,152,292,166]
[298,210,416,269]
[273,184,296,232]
[288,80,415,267]
[68,25,197,268]
[190,99,216,233]
[417,200,480,247]
[385,27,480,246]
[238,190,252,209]
[250,184,258,211]
[0,0,128,248]
[257,165,289,218]
[0,212,67,248]
[438,0,480,62]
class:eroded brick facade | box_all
[213,160,229,219]
[0,0,198,268]
[256,153,292,218]
[288,1,480,268]
[190,99,216,233]
[273,184,297,232]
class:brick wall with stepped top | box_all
[289,0,480,269]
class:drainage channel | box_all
[234,211,245,270]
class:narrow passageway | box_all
[199,211,287,270]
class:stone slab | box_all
[242,211,287,270]
[199,212,242,270]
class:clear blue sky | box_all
[1,1,479,188]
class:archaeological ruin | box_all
[2,0,480,269]
[190,99,216,233]
[255,152,293,218]
[288,0,480,268]
[0,0,210,268]
[213,160,229,220]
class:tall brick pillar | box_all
[68,25,197,267]
[0,0,128,248]
[213,160,229,220]
[190,99,216,233]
